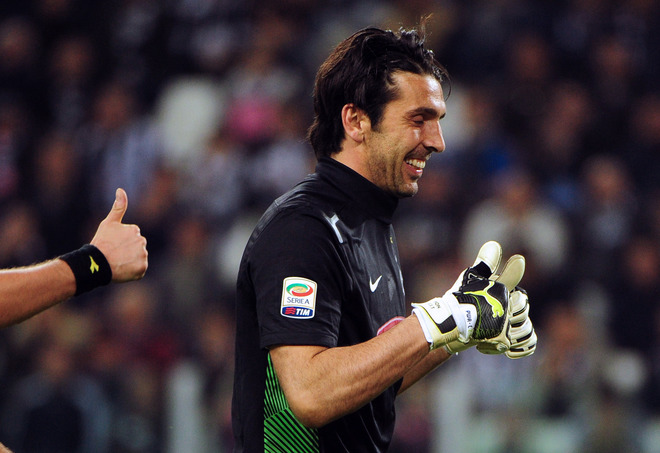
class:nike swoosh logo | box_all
[370,275,382,293]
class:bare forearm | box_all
[399,346,451,394]
[0,259,76,327]
[271,315,431,427]
[0,189,147,329]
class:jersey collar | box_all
[317,157,399,224]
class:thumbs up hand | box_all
[91,188,148,282]
[441,241,537,358]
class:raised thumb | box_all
[468,241,503,280]
[106,188,128,223]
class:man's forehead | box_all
[390,72,446,114]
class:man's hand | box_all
[454,275,510,343]
[444,241,537,358]
[476,288,537,358]
[412,241,509,350]
[90,188,148,282]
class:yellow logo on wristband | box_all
[89,256,99,274]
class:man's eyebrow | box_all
[408,106,446,119]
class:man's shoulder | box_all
[247,179,338,243]
[267,174,344,221]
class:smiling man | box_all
[333,70,446,199]
[232,23,537,453]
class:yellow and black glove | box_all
[442,241,537,358]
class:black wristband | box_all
[60,244,112,295]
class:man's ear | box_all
[341,104,370,144]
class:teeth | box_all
[405,159,426,169]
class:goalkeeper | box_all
[232,21,536,453]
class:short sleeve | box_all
[248,208,347,349]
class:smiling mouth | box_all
[405,158,427,170]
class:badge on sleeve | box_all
[281,277,317,319]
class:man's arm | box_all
[399,346,451,394]
[0,259,76,327]
[0,188,147,328]
[270,241,536,428]
[269,315,441,428]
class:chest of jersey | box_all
[325,212,406,342]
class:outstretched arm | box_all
[398,346,451,393]
[0,188,147,328]
[270,241,537,428]
[270,315,450,428]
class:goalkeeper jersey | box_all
[232,157,406,452]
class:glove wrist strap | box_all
[412,305,461,351]
[412,307,437,349]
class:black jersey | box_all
[232,157,406,452]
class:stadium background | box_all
[0,0,659,451]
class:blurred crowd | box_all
[0,0,659,452]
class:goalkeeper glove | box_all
[412,241,510,351]
[476,287,537,358]
[444,241,537,358]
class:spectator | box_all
[573,154,637,283]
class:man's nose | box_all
[423,121,445,153]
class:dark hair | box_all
[307,23,450,159]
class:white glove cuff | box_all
[436,293,470,342]
[412,306,437,346]
[412,294,470,350]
